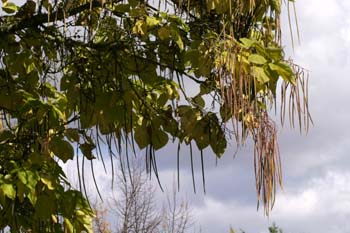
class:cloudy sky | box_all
[1,0,349,232]
[64,1,350,232]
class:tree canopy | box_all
[0,0,311,231]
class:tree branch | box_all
[0,1,102,36]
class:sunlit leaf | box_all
[2,2,18,14]
[146,16,161,27]
[240,38,255,47]
[41,177,55,190]
[1,184,16,200]
[17,170,38,190]
[133,20,148,35]
[269,62,296,85]
[24,62,36,74]
[248,54,267,65]
[252,66,270,84]
[64,218,74,233]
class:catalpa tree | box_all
[0,0,311,232]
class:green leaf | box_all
[248,54,267,65]
[175,34,184,50]
[252,66,270,84]
[158,26,171,40]
[134,124,150,149]
[65,128,80,142]
[196,56,212,77]
[113,3,130,13]
[24,62,36,74]
[157,93,169,106]
[184,49,200,67]
[28,190,37,205]
[50,137,74,162]
[151,129,168,150]
[210,136,226,157]
[192,95,205,108]
[128,0,139,8]
[0,129,14,144]
[80,105,97,129]
[2,2,18,13]
[41,0,50,10]
[240,38,255,47]
[17,170,38,190]
[79,143,96,160]
[51,104,66,121]
[271,0,281,13]
[209,123,227,157]
[207,0,229,13]
[16,182,25,202]
[266,47,283,61]
[171,28,184,50]
[220,103,233,122]
[35,195,55,218]
[192,121,209,150]
[0,93,14,110]
[1,184,16,200]
[162,116,178,137]
[269,62,296,85]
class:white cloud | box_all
[193,197,268,233]
[188,171,350,233]
[270,171,350,233]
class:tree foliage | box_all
[268,223,284,233]
[0,0,311,231]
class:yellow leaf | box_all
[51,215,58,223]
[132,20,147,35]
[64,218,74,233]
[41,177,55,190]
[146,16,161,27]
